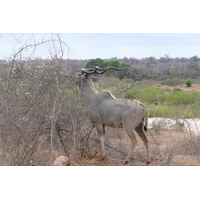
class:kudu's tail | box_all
[143,110,149,132]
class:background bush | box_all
[186,80,192,87]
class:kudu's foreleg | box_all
[96,124,106,160]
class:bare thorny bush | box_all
[0,34,99,166]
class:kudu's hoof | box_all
[146,161,151,166]
[124,160,129,165]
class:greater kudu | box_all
[79,66,150,164]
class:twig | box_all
[192,118,200,135]
[56,123,68,154]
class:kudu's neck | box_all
[80,78,96,106]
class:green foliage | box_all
[121,78,133,84]
[122,83,200,118]
[161,78,186,86]
[173,88,182,92]
[124,89,137,99]
[85,58,122,69]
[125,85,200,105]
[117,63,131,79]
[193,101,200,118]
[148,104,198,118]
[165,90,192,105]
[148,104,176,118]
[85,58,131,78]
[182,109,194,118]
[85,58,105,68]
[104,60,121,68]
[186,80,192,87]
[140,79,155,86]
[124,85,166,104]
[148,56,157,64]
[103,88,118,95]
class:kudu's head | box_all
[80,66,122,80]
[79,66,122,92]
[78,66,122,107]
[78,66,122,88]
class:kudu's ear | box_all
[76,72,82,77]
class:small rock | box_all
[53,156,71,166]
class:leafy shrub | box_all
[193,101,200,118]
[173,88,182,92]
[165,90,200,105]
[140,79,155,86]
[124,85,200,105]
[117,63,131,79]
[148,104,176,118]
[186,80,192,87]
[124,89,137,99]
[181,109,194,118]
[161,79,185,86]
[124,85,165,104]
[121,78,133,84]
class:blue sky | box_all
[0,33,200,60]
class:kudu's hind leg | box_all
[135,124,150,165]
[96,124,106,160]
[124,125,138,164]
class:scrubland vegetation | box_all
[0,34,200,165]
[95,77,200,119]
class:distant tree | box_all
[189,55,199,62]
[148,56,157,64]
[85,58,105,68]
[104,60,120,68]
[85,58,131,79]
[117,63,131,79]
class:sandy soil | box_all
[160,83,200,92]
[149,118,200,135]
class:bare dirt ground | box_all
[71,118,200,166]
[160,83,200,92]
